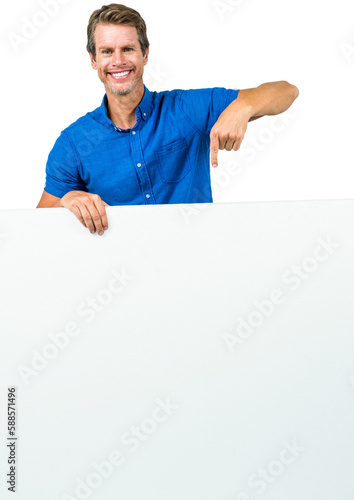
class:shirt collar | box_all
[137,85,153,121]
[97,85,153,129]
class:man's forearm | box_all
[235,81,299,119]
[52,199,63,207]
[209,80,299,166]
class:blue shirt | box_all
[44,85,239,205]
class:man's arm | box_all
[210,80,299,167]
[37,190,62,208]
[37,190,109,236]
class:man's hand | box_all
[60,191,110,236]
[210,101,252,168]
[210,81,299,168]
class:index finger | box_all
[93,196,109,231]
[210,132,219,168]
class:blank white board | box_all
[1,200,354,500]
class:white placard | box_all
[1,200,354,499]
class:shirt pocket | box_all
[155,138,192,183]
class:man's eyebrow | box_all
[98,43,137,50]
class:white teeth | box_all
[111,71,130,77]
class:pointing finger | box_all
[210,132,219,168]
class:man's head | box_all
[87,4,149,97]
[87,4,149,61]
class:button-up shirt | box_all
[44,85,239,205]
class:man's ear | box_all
[143,47,149,66]
[89,52,97,70]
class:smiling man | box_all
[37,3,299,235]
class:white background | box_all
[1,0,354,209]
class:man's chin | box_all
[108,87,131,96]
[105,78,141,97]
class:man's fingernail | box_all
[213,163,218,168]
[91,230,95,234]
[98,231,104,236]
[104,226,108,231]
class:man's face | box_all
[90,24,149,97]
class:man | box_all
[37,3,299,236]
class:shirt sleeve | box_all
[176,87,240,138]
[44,129,87,198]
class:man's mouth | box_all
[108,70,132,80]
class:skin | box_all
[210,81,299,167]
[37,23,299,235]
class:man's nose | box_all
[112,50,126,66]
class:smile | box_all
[109,70,132,80]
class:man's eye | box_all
[103,50,112,54]
[124,48,133,52]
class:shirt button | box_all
[137,163,142,168]
[132,131,136,135]
[146,194,151,199]
[143,113,147,117]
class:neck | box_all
[106,81,145,129]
